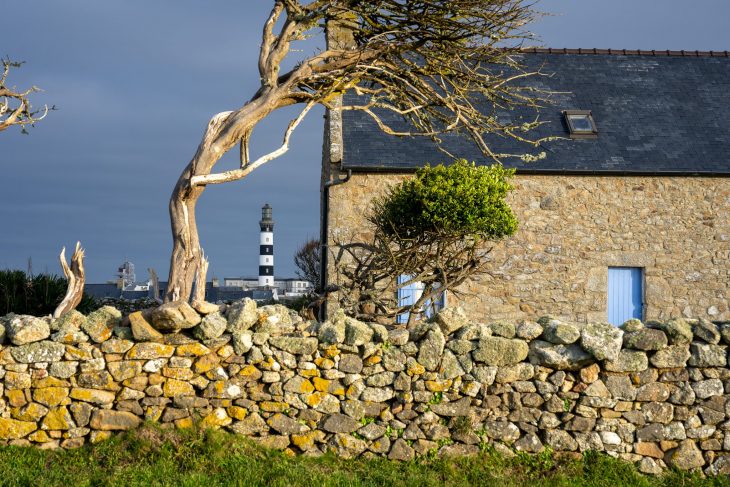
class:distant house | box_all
[321,49,730,325]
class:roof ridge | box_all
[520,47,730,57]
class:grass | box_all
[0,425,727,487]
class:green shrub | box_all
[0,269,98,316]
[371,159,518,240]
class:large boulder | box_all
[417,325,446,371]
[541,319,581,345]
[193,312,227,341]
[344,316,374,346]
[82,306,122,342]
[128,311,164,342]
[623,328,668,351]
[10,340,65,363]
[650,318,692,345]
[528,340,593,370]
[472,336,529,366]
[255,305,294,334]
[649,344,690,368]
[225,298,258,332]
[688,343,727,367]
[150,301,201,332]
[432,307,469,335]
[5,314,50,345]
[318,310,346,344]
[692,318,721,344]
[580,322,623,361]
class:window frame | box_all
[564,110,598,139]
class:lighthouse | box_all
[258,204,274,287]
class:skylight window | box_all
[564,110,598,139]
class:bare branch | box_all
[190,101,315,186]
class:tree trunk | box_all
[164,91,294,302]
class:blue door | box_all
[397,274,423,324]
[608,267,643,326]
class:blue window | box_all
[397,275,446,324]
[608,267,643,326]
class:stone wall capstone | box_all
[0,301,729,475]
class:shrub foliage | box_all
[0,269,97,316]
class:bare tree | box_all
[294,238,321,290]
[165,0,553,302]
[0,59,50,133]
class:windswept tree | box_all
[166,0,553,302]
[0,59,50,133]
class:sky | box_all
[2,0,729,284]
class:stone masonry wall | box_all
[0,301,729,475]
[326,174,730,323]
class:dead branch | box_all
[0,58,50,133]
[53,242,85,318]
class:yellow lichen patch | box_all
[312,377,330,393]
[364,356,381,366]
[297,379,315,394]
[107,361,143,382]
[41,406,73,430]
[175,417,194,429]
[125,343,175,360]
[176,342,210,357]
[303,392,326,408]
[90,431,112,444]
[217,345,234,359]
[259,401,289,413]
[0,348,15,364]
[148,373,165,386]
[200,408,232,428]
[0,418,37,439]
[64,346,93,361]
[321,345,340,359]
[28,430,51,443]
[291,431,319,450]
[69,388,116,405]
[162,366,194,381]
[193,354,220,374]
[407,361,426,376]
[5,371,31,390]
[33,377,70,388]
[425,380,452,393]
[163,378,195,397]
[300,368,320,379]
[314,357,335,370]
[11,402,49,422]
[238,365,263,381]
[6,389,28,408]
[144,407,164,422]
[258,356,277,371]
[227,406,248,421]
[329,384,346,396]
[33,387,70,407]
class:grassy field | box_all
[0,425,727,487]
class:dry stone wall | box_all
[326,174,730,323]
[0,301,729,475]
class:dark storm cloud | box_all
[1,0,728,282]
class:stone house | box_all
[321,49,730,325]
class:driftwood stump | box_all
[53,242,85,318]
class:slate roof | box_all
[341,50,730,175]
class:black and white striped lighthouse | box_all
[258,204,274,287]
